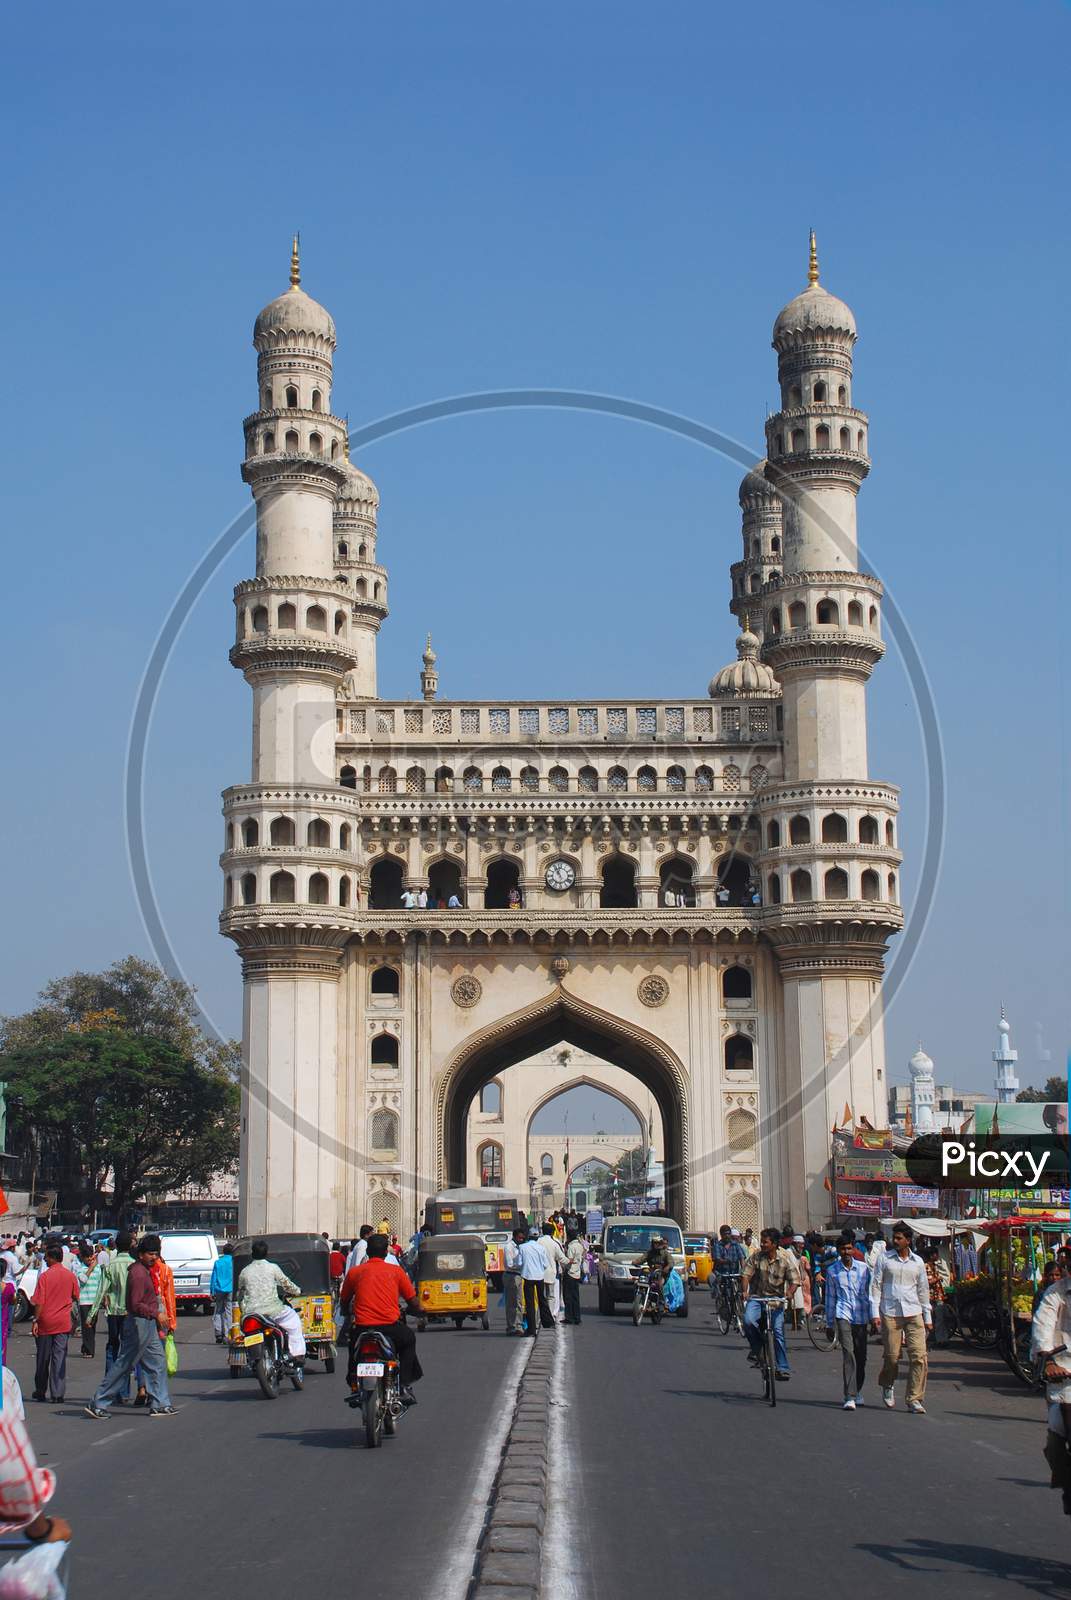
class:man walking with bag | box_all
[84,1235,175,1419]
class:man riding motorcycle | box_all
[235,1239,306,1361]
[340,1233,423,1407]
[633,1235,674,1291]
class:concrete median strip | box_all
[470,1335,558,1598]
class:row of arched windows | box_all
[245,602,349,637]
[229,816,354,850]
[772,424,865,455]
[766,813,894,848]
[339,762,766,795]
[254,429,340,459]
[262,384,327,413]
[765,867,897,904]
[784,380,848,408]
[225,869,354,907]
[767,598,878,634]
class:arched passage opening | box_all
[369,857,403,908]
[659,856,696,907]
[440,990,688,1223]
[600,854,637,909]
[716,852,753,906]
[485,857,521,909]
[428,857,463,906]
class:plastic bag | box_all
[165,1333,179,1376]
[663,1269,684,1313]
[0,1541,68,1599]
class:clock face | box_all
[545,859,576,892]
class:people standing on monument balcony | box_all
[870,1221,931,1413]
[417,887,428,909]
[401,888,417,910]
[447,891,463,909]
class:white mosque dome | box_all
[773,282,856,345]
[908,1048,934,1079]
[709,624,779,698]
[253,239,336,348]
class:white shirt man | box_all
[417,888,428,908]
[401,889,417,910]
[539,1230,567,1323]
[869,1226,931,1412]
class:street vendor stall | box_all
[881,1217,997,1346]
[980,1214,1066,1385]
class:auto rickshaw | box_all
[228,1233,338,1375]
[415,1232,490,1330]
[683,1235,713,1288]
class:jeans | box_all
[835,1318,869,1397]
[503,1273,524,1333]
[743,1298,789,1372]
[34,1332,69,1400]
[523,1278,553,1333]
[93,1316,170,1412]
[79,1306,96,1357]
[562,1275,582,1324]
[212,1292,233,1341]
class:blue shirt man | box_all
[824,1239,871,1409]
[712,1227,747,1273]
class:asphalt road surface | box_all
[6,1287,1069,1600]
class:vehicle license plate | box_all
[356,1362,384,1377]
[441,1282,461,1294]
[175,1277,198,1287]
[242,1332,263,1346]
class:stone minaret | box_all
[993,1009,1020,1104]
[420,634,439,700]
[224,242,359,1232]
[757,235,902,1224]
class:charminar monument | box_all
[220,234,903,1237]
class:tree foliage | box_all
[0,957,240,1218]
[1016,1076,1068,1104]
[594,1148,650,1209]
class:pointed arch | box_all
[437,987,690,1222]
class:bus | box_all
[423,1187,522,1237]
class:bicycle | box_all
[712,1272,744,1336]
[749,1295,788,1407]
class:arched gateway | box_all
[436,989,689,1221]
[221,242,903,1240]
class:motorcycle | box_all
[235,1311,305,1398]
[347,1328,404,1448]
[632,1269,665,1326]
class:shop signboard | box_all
[836,1192,893,1217]
[896,1183,940,1211]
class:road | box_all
[6,1288,1069,1600]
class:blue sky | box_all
[3,1,1068,1121]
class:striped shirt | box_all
[824,1258,871,1325]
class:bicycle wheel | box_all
[732,1285,745,1337]
[765,1322,778,1407]
[715,1283,732,1335]
[806,1311,838,1353]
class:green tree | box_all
[1016,1076,1068,1104]
[1,1030,238,1219]
[594,1148,649,1210]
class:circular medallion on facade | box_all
[549,955,570,981]
[451,976,482,1008]
[637,974,669,1008]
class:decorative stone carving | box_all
[451,975,482,1008]
[638,975,669,1008]
[550,956,570,981]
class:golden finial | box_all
[742,611,751,633]
[808,228,819,286]
[289,233,301,290]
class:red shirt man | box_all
[340,1256,416,1327]
[328,1247,346,1282]
[30,1257,79,1336]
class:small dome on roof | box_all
[708,623,779,698]
[336,454,379,510]
[909,1048,934,1078]
[738,461,779,506]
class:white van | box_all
[158,1231,219,1312]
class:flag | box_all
[960,1116,972,1135]
[822,1175,833,1193]
[842,1102,853,1127]
[0,1187,8,1220]
[904,1106,913,1136]
[563,1142,570,1176]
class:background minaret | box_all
[729,464,783,644]
[420,634,439,700]
[909,1046,937,1133]
[223,243,358,1234]
[993,1009,1020,1103]
[333,436,387,698]
[756,237,903,1226]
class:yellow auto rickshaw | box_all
[684,1235,713,1288]
[228,1233,338,1374]
[415,1232,489,1330]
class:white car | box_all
[158,1231,219,1313]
